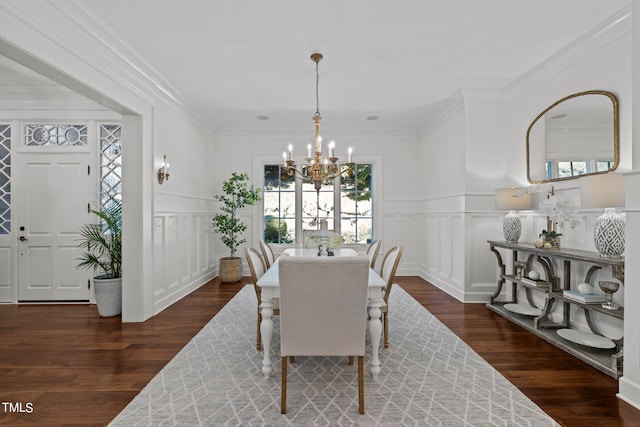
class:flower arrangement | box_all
[518,184,581,230]
[306,230,344,250]
[538,193,580,230]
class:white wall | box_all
[2,3,640,409]
[0,1,219,321]
[618,0,640,410]
[418,108,467,299]
[152,101,218,313]
[213,133,422,273]
[416,10,638,408]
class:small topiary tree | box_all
[212,172,262,258]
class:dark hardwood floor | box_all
[0,276,638,426]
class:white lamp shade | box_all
[495,188,532,211]
[580,173,625,209]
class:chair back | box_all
[259,240,276,269]
[245,247,266,301]
[380,246,402,303]
[366,240,381,268]
[279,255,369,357]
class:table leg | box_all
[260,298,274,379]
[368,299,384,380]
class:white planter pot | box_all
[93,275,122,317]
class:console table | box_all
[487,240,624,378]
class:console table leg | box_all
[489,244,507,303]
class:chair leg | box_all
[348,356,354,365]
[281,357,287,414]
[383,312,389,349]
[289,356,295,363]
[358,356,364,414]
[257,310,262,350]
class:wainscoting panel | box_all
[153,212,217,314]
[382,213,420,276]
[0,247,11,301]
[467,213,504,302]
[420,213,466,301]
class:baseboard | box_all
[618,376,640,410]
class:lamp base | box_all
[594,208,625,257]
[503,211,522,243]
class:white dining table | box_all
[256,248,387,380]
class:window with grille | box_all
[0,124,11,234]
[263,165,295,244]
[340,164,372,244]
[262,163,373,245]
[24,124,87,147]
[546,160,615,180]
[100,124,122,209]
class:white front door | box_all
[17,152,93,301]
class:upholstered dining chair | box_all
[259,240,276,269]
[366,239,381,269]
[245,247,278,351]
[379,246,402,349]
[278,255,369,415]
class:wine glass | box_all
[598,281,620,310]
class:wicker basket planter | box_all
[219,257,242,283]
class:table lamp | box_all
[579,173,625,257]
[495,188,532,243]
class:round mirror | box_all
[526,90,619,184]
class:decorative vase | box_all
[503,211,522,243]
[219,257,242,283]
[594,208,625,257]
[93,275,122,317]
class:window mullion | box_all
[295,173,303,245]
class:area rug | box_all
[109,285,559,426]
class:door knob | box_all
[19,236,28,242]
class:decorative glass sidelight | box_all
[99,124,122,210]
[0,124,10,234]
[24,124,88,146]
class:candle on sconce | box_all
[282,151,287,166]
[328,140,335,157]
[347,146,353,162]
[307,144,312,158]
[287,144,293,161]
[317,136,322,154]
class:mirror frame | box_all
[526,90,619,184]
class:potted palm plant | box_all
[77,200,122,317]
[212,172,261,282]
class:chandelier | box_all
[282,53,354,193]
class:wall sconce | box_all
[157,155,170,184]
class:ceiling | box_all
[1,0,631,136]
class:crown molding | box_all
[62,0,219,134]
[214,125,420,141]
[419,5,631,136]
[502,5,631,102]
[418,90,464,136]
[61,0,218,134]
[1,0,218,135]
